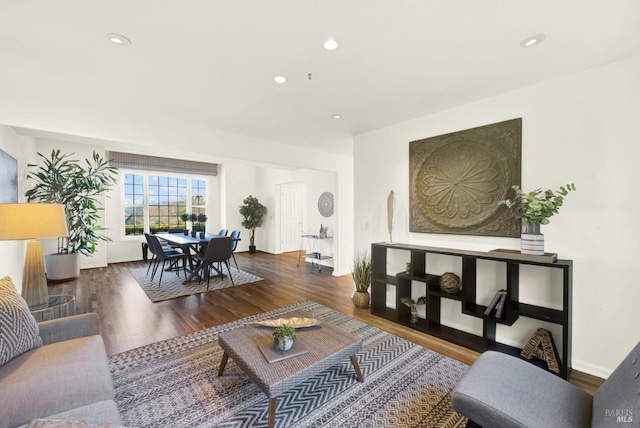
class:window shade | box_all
[107,151,218,176]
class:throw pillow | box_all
[0,275,43,366]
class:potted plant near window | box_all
[499,183,576,255]
[180,213,190,235]
[351,250,372,308]
[273,324,296,351]
[239,195,267,253]
[25,149,118,281]
[188,213,198,237]
[196,213,208,238]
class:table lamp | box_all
[0,203,69,306]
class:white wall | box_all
[354,54,640,378]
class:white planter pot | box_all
[276,337,294,351]
[45,253,80,282]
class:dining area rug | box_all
[109,300,469,427]
[128,263,263,302]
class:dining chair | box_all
[199,236,234,290]
[229,230,241,270]
[217,229,229,236]
[144,233,182,275]
[146,234,187,286]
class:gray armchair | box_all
[451,341,640,428]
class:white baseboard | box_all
[571,358,610,379]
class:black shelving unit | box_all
[371,242,572,379]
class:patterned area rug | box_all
[128,263,263,302]
[109,301,469,427]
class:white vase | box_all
[276,337,294,351]
[521,222,544,255]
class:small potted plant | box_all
[351,250,372,309]
[273,324,296,351]
[400,296,427,324]
[180,213,190,234]
[196,213,208,238]
[499,183,576,255]
[189,213,198,237]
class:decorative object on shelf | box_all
[483,289,506,317]
[521,328,561,374]
[25,149,117,281]
[405,262,412,274]
[351,250,372,308]
[317,191,334,217]
[387,190,395,243]
[239,195,267,253]
[319,224,328,238]
[439,272,460,293]
[400,296,427,324]
[499,183,576,255]
[273,324,296,351]
[409,119,522,237]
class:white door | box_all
[280,184,304,252]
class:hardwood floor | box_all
[48,250,603,394]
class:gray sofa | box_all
[0,313,123,428]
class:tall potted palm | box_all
[25,149,118,281]
[239,195,267,253]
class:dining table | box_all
[154,232,238,284]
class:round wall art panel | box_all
[318,192,334,217]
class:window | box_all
[122,172,207,236]
[124,174,144,236]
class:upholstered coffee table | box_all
[217,314,364,428]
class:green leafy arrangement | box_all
[239,195,268,246]
[499,183,576,226]
[273,325,296,343]
[400,296,427,307]
[351,250,372,293]
[25,149,118,255]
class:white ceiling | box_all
[1,1,639,156]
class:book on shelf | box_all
[483,290,503,316]
[494,290,508,319]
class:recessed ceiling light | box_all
[331,114,342,119]
[106,33,131,46]
[323,39,339,51]
[520,34,545,48]
[274,75,287,83]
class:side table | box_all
[29,294,75,322]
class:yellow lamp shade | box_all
[0,203,69,240]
